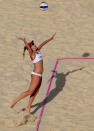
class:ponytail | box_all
[23,46,28,59]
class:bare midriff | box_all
[33,60,43,74]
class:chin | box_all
[33,50,36,52]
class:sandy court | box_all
[0,0,94,130]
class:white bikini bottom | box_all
[31,71,42,77]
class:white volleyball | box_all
[39,2,48,11]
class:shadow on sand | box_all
[25,67,84,114]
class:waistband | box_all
[31,71,42,77]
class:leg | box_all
[26,86,40,116]
[10,90,32,108]
[10,75,41,108]
[26,75,42,116]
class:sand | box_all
[0,0,94,130]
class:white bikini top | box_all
[32,52,43,63]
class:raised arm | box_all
[18,37,33,59]
[38,33,56,50]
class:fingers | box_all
[52,33,56,39]
[18,37,23,40]
[53,33,56,36]
[18,37,25,41]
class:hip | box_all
[31,71,42,77]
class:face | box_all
[31,44,37,52]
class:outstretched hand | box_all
[51,33,56,40]
[18,37,26,41]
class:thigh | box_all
[29,75,42,91]
[30,81,41,97]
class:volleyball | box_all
[39,2,48,11]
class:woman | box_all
[10,33,56,116]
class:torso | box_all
[33,60,43,74]
[32,50,43,74]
